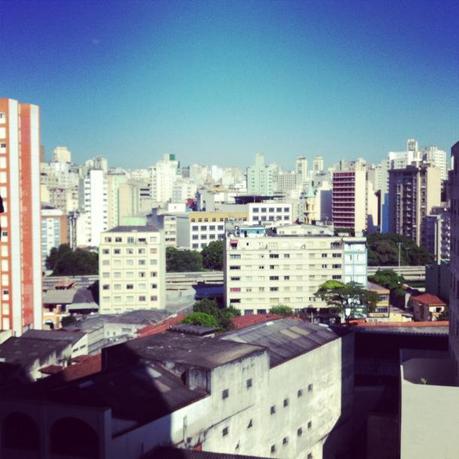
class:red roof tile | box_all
[137,314,186,337]
[231,313,283,330]
[411,293,446,306]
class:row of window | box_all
[101,295,158,303]
[101,271,157,278]
[102,247,157,255]
[229,264,342,270]
[102,283,157,290]
[191,225,224,231]
[102,259,158,266]
[103,236,156,244]
[252,207,290,213]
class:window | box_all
[270,405,276,415]
[246,378,252,389]
[270,445,276,454]
[308,383,313,392]
[307,454,313,459]
[284,275,290,280]
[307,421,312,430]
[222,427,229,437]
[139,296,146,301]
[114,249,121,255]
[102,284,110,290]
[297,389,303,398]
[115,237,122,242]
[126,284,134,289]
[151,283,157,289]
[139,272,146,277]
[270,276,279,281]
[282,437,288,446]
[283,398,289,407]
[102,249,109,254]
[297,427,303,437]
[222,389,229,400]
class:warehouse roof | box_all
[222,318,339,367]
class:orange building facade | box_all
[0,98,42,335]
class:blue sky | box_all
[1,0,458,168]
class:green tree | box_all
[192,299,240,330]
[182,312,219,328]
[367,233,433,266]
[270,306,293,316]
[46,244,72,271]
[369,269,405,290]
[315,280,380,318]
[49,245,98,275]
[166,247,203,272]
[201,240,224,270]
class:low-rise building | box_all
[367,281,390,319]
[247,201,292,226]
[410,293,446,321]
[176,210,248,250]
[224,224,367,314]
[99,226,166,314]
[0,319,353,459]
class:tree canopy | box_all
[367,233,432,266]
[315,280,380,319]
[201,240,224,270]
[188,298,240,330]
[270,306,293,316]
[46,244,98,276]
[369,269,405,290]
[166,247,203,272]
[182,312,219,328]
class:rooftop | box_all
[411,293,446,306]
[104,332,265,370]
[23,329,85,344]
[222,318,339,367]
[105,225,158,233]
[351,321,449,336]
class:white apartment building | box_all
[41,205,68,268]
[99,226,165,314]
[78,168,108,246]
[224,224,367,314]
[52,146,72,163]
[150,154,179,204]
[247,201,292,226]
[176,210,248,250]
[107,170,128,229]
[246,153,277,195]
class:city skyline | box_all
[1,0,458,168]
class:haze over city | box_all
[1,0,458,168]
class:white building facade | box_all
[224,225,367,314]
[99,226,165,314]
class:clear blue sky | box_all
[1,0,458,168]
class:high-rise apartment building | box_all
[224,224,367,314]
[295,156,308,185]
[99,226,165,313]
[0,98,42,335]
[388,164,441,245]
[422,207,450,263]
[78,168,108,246]
[150,154,179,204]
[332,166,367,232]
[246,153,276,195]
[107,170,128,229]
[449,142,459,380]
[41,205,68,268]
[312,155,324,174]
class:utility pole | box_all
[397,241,402,274]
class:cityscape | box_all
[0,1,458,459]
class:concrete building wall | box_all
[99,227,165,313]
[225,228,367,313]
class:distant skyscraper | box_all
[78,168,108,246]
[295,156,308,185]
[332,164,367,233]
[312,155,324,174]
[246,153,276,195]
[52,146,72,163]
[423,145,447,180]
[150,154,179,204]
[0,98,42,335]
[388,164,441,245]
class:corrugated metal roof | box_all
[222,318,339,367]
